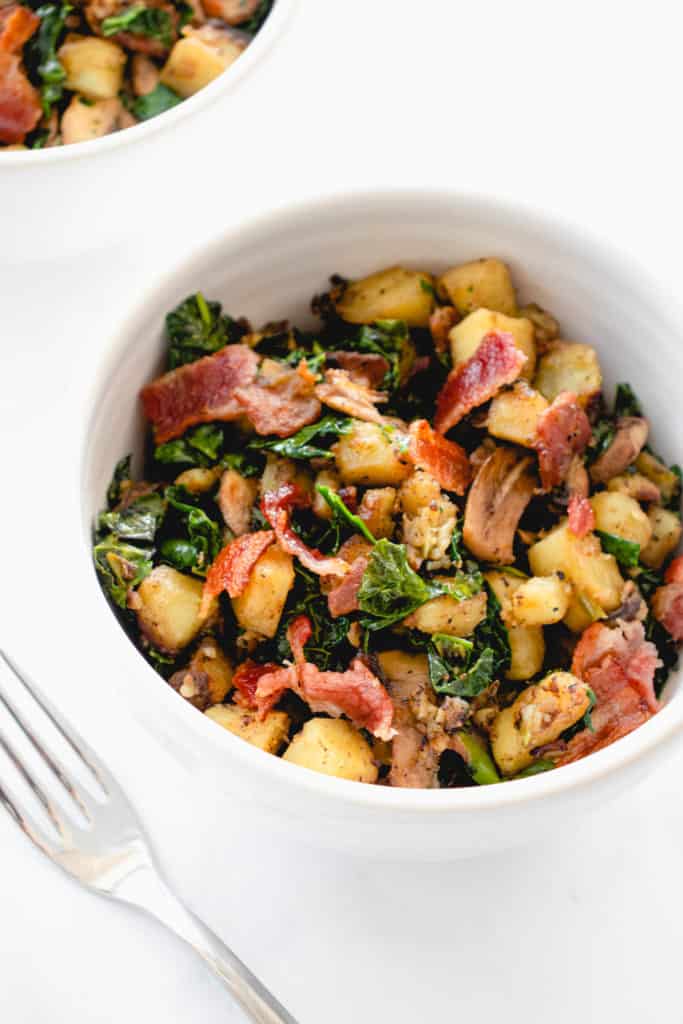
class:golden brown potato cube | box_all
[135,566,210,654]
[170,635,233,709]
[490,671,590,775]
[206,704,290,754]
[486,382,549,447]
[174,466,222,494]
[404,587,487,637]
[160,24,245,98]
[231,545,295,638]
[635,451,681,504]
[60,95,122,144]
[334,420,411,486]
[528,522,623,619]
[312,469,341,520]
[484,568,525,607]
[506,574,571,627]
[335,266,435,327]
[449,308,536,378]
[437,258,517,317]
[533,341,602,405]
[283,718,378,783]
[562,592,603,633]
[358,487,397,539]
[400,472,456,568]
[506,626,545,681]
[590,491,653,548]
[58,36,126,100]
[640,507,682,568]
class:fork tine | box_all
[0,726,70,841]
[0,649,118,798]
[0,778,64,857]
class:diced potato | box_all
[335,266,435,327]
[399,468,439,516]
[404,588,487,637]
[58,36,126,100]
[437,258,517,317]
[135,566,210,654]
[60,95,122,145]
[358,487,397,539]
[400,471,456,567]
[283,719,378,783]
[528,522,623,619]
[484,569,525,606]
[449,308,536,378]
[486,382,549,447]
[635,451,681,504]
[590,491,653,548]
[506,574,571,627]
[506,626,545,681]
[160,23,245,98]
[231,545,294,638]
[170,635,233,709]
[312,469,341,520]
[174,466,222,494]
[334,420,411,486]
[206,704,290,754]
[490,671,590,775]
[562,592,603,633]
[607,473,662,502]
[640,507,682,568]
[533,341,602,405]
[377,649,429,690]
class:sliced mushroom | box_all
[463,446,537,563]
[218,468,258,537]
[590,416,649,484]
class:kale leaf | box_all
[93,535,153,609]
[316,484,376,544]
[345,319,414,390]
[595,530,640,568]
[270,564,352,671]
[98,490,165,543]
[237,0,273,34]
[165,293,245,369]
[473,583,511,678]
[107,455,132,507]
[614,382,642,418]
[154,423,224,468]
[102,4,173,45]
[25,4,71,116]
[358,540,444,630]
[163,485,221,575]
[132,83,182,121]
[250,414,352,461]
[427,634,495,698]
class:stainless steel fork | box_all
[0,650,298,1024]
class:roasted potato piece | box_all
[169,636,232,709]
[533,341,602,405]
[358,487,397,539]
[607,472,661,504]
[60,95,122,144]
[449,308,536,378]
[437,258,517,317]
[505,574,571,627]
[528,521,623,623]
[400,470,456,568]
[135,566,210,654]
[160,23,246,98]
[174,466,222,494]
[590,491,653,548]
[404,588,487,637]
[506,625,545,682]
[283,718,378,783]
[334,420,411,486]
[490,671,591,775]
[58,36,126,100]
[231,545,295,638]
[335,266,435,327]
[635,451,681,504]
[486,382,548,447]
[206,704,290,754]
[640,507,682,568]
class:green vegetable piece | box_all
[358,539,443,630]
[132,83,182,121]
[250,414,352,461]
[165,485,221,575]
[165,293,241,369]
[614,382,642,418]
[346,319,414,390]
[106,455,132,507]
[93,534,153,608]
[595,530,640,568]
[316,484,376,544]
[102,4,173,45]
[98,490,165,543]
[272,564,352,671]
[582,685,597,733]
[237,0,273,33]
[25,4,71,116]
[429,642,495,698]
[456,731,500,786]
[514,759,556,779]
[159,537,199,572]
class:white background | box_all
[2,1,683,1021]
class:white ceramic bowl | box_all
[79,188,683,860]
[0,0,295,264]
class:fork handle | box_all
[118,866,299,1023]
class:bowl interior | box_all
[80,190,683,815]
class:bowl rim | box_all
[80,184,683,815]
[0,0,296,167]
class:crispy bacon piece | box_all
[429,305,459,353]
[261,484,349,578]
[567,493,595,538]
[0,5,40,52]
[556,620,660,766]
[200,531,274,615]
[234,360,321,437]
[665,556,683,584]
[534,391,592,491]
[233,660,292,715]
[286,614,311,664]
[326,351,389,388]
[407,419,471,495]
[652,582,683,642]
[0,7,42,147]
[434,331,525,434]
[327,555,369,618]
[315,368,387,425]
[140,344,259,443]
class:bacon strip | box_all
[315,368,387,425]
[407,419,471,495]
[326,351,389,388]
[0,51,41,143]
[261,484,349,578]
[434,331,525,434]
[232,660,292,715]
[327,555,368,618]
[567,493,595,538]
[665,556,683,584]
[0,5,40,52]
[141,344,259,443]
[234,360,321,437]
[534,391,592,491]
[652,582,683,642]
[200,530,274,615]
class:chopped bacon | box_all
[0,5,40,52]
[315,368,387,425]
[0,51,41,144]
[407,419,471,495]
[200,531,274,614]
[652,583,683,642]
[665,556,683,584]
[233,660,294,715]
[261,484,349,578]
[534,391,592,491]
[567,493,595,538]
[286,615,311,665]
[140,344,259,443]
[326,351,389,389]
[429,305,459,353]
[434,331,525,434]
[234,360,321,437]
[327,555,369,618]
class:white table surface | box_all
[2,1,683,1021]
